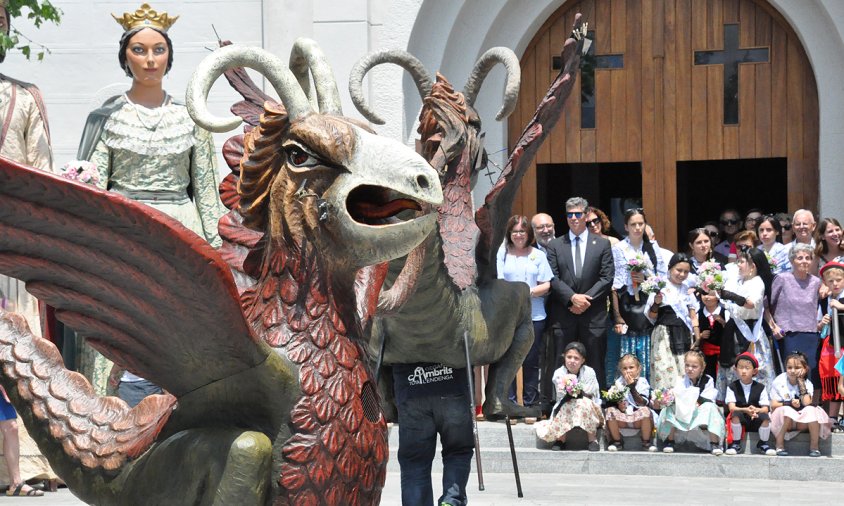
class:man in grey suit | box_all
[542,197,614,409]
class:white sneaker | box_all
[607,443,619,452]
[765,448,777,456]
[725,447,737,455]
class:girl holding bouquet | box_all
[604,354,656,452]
[717,248,775,394]
[609,209,664,383]
[686,228,716,286]
[756,216,791,275]
[647,253,700,391]
[656,350,725,455]
[536,342,604,451]
[769,352,833,456]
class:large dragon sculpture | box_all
[349,14,587,419]
[0,40,442,505]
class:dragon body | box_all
[0,40,442,505]
[351,15,587,418]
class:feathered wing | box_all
[475,14,585,276]
[0,158,268,396]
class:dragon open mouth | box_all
[347,185,423,225]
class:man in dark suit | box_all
[542,197,615,409]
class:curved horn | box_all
[288,38,342,115]
[462,47,521,121]
[349,49,433,125]
[186,45,312,133]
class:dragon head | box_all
[186,43,442,270]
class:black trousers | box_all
[541,321,608,412]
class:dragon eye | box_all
[286,146,317,168]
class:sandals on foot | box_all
[606,440,622,452]
[6,483,44,497]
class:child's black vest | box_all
[728,379,765,407]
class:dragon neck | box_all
[246,237,361,347]
[244,236,387,504]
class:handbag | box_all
[617,288,651,333]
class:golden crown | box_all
[112,3,178,32]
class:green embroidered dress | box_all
[76,94,226,395]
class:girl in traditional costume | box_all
[647,253,700,391]
[75,3,226,396]
[609,209,662,384]
[717,248,775,395]
[535,342,604,451]
[655,350,725,455]
[603,354,655,452]
[770,352,832,457]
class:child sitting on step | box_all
[535,342,604,452]
[656,350,725,455]
[604,354,656,452]
[724,352,775,455]
[770,351,832,457]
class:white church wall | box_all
[2,0,842,220]
[768,0,844,220]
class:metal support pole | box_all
[463,331,484,491]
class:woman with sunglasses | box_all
[757,215,791,275]
[585,207,619,247]
[608,209,664,383]
[497,215,553,420]
[776,212,794,244]
[586,207,619,383]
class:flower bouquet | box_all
[640,275,666,296]
[764,250,779,272]
[58,160,100,186]
[556,373,583,399]
[696,261,724,293]
[601,384,628,408]
[626,252,650,300]
[650,388,675,408]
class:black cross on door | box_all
[694,24,769,125]
[552,30,623,129]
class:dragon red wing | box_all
[0,158,268,396]
[0,312,177,472]
[220,40,279,129]
[475,14,585,276]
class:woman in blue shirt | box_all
[497,215,553,416]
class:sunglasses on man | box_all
[720,219,740,226]
[566,211,584,219]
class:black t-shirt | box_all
[392,363,468,404]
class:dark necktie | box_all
[574,236,582,278]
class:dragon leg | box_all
[482,319,539,419]
[118,428,273,505]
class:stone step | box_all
[386,422,844,482]
[388,422,844,455]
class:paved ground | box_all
[10,472,836,505]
